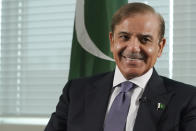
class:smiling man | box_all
[109,9,165,79]
[45,3,196,131]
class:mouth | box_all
[121,54,145,68]
[121,53,145,61]
[122,55,143,61]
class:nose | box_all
[126,37,141,53]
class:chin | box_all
[121,68,144,79]
[121,65,149,79]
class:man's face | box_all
[109,13,166,79]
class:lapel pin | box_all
[157,102,165,110]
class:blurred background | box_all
[0,0,196,130]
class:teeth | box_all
[122,53,144,61]
[127,58,138,60]
[123,56,141,60]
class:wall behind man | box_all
[0,124,44,131]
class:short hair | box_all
[111,2,165,41]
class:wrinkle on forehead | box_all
[114,13,160,40]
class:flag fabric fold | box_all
[69,0,128,80]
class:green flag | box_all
[69,0,128,80]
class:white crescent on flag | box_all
[75,0,114,61]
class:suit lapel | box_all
[133,69,175,131]
[84,72,114,131]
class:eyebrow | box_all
[138,34,153,40]
[117,32,130,36]
[117,32,154,40]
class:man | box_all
[45,3,196,131]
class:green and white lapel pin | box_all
[157,102,165,110]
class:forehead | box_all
[114,13,160,37]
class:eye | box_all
[140,36,152,44]
[119,35,130,41]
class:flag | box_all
[69,0,128,80]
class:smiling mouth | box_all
[122,55,144,61]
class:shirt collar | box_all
[113,66,153,89]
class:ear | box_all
[157,38,166,57]
[109,32,114,52]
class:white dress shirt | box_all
[105,66,153,131]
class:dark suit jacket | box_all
[45,69,196,131]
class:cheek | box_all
[146,46,158,56]
[147,47,153,53]
[113,42,122,52]
[115,43,121,50]
[145,46,160,64]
